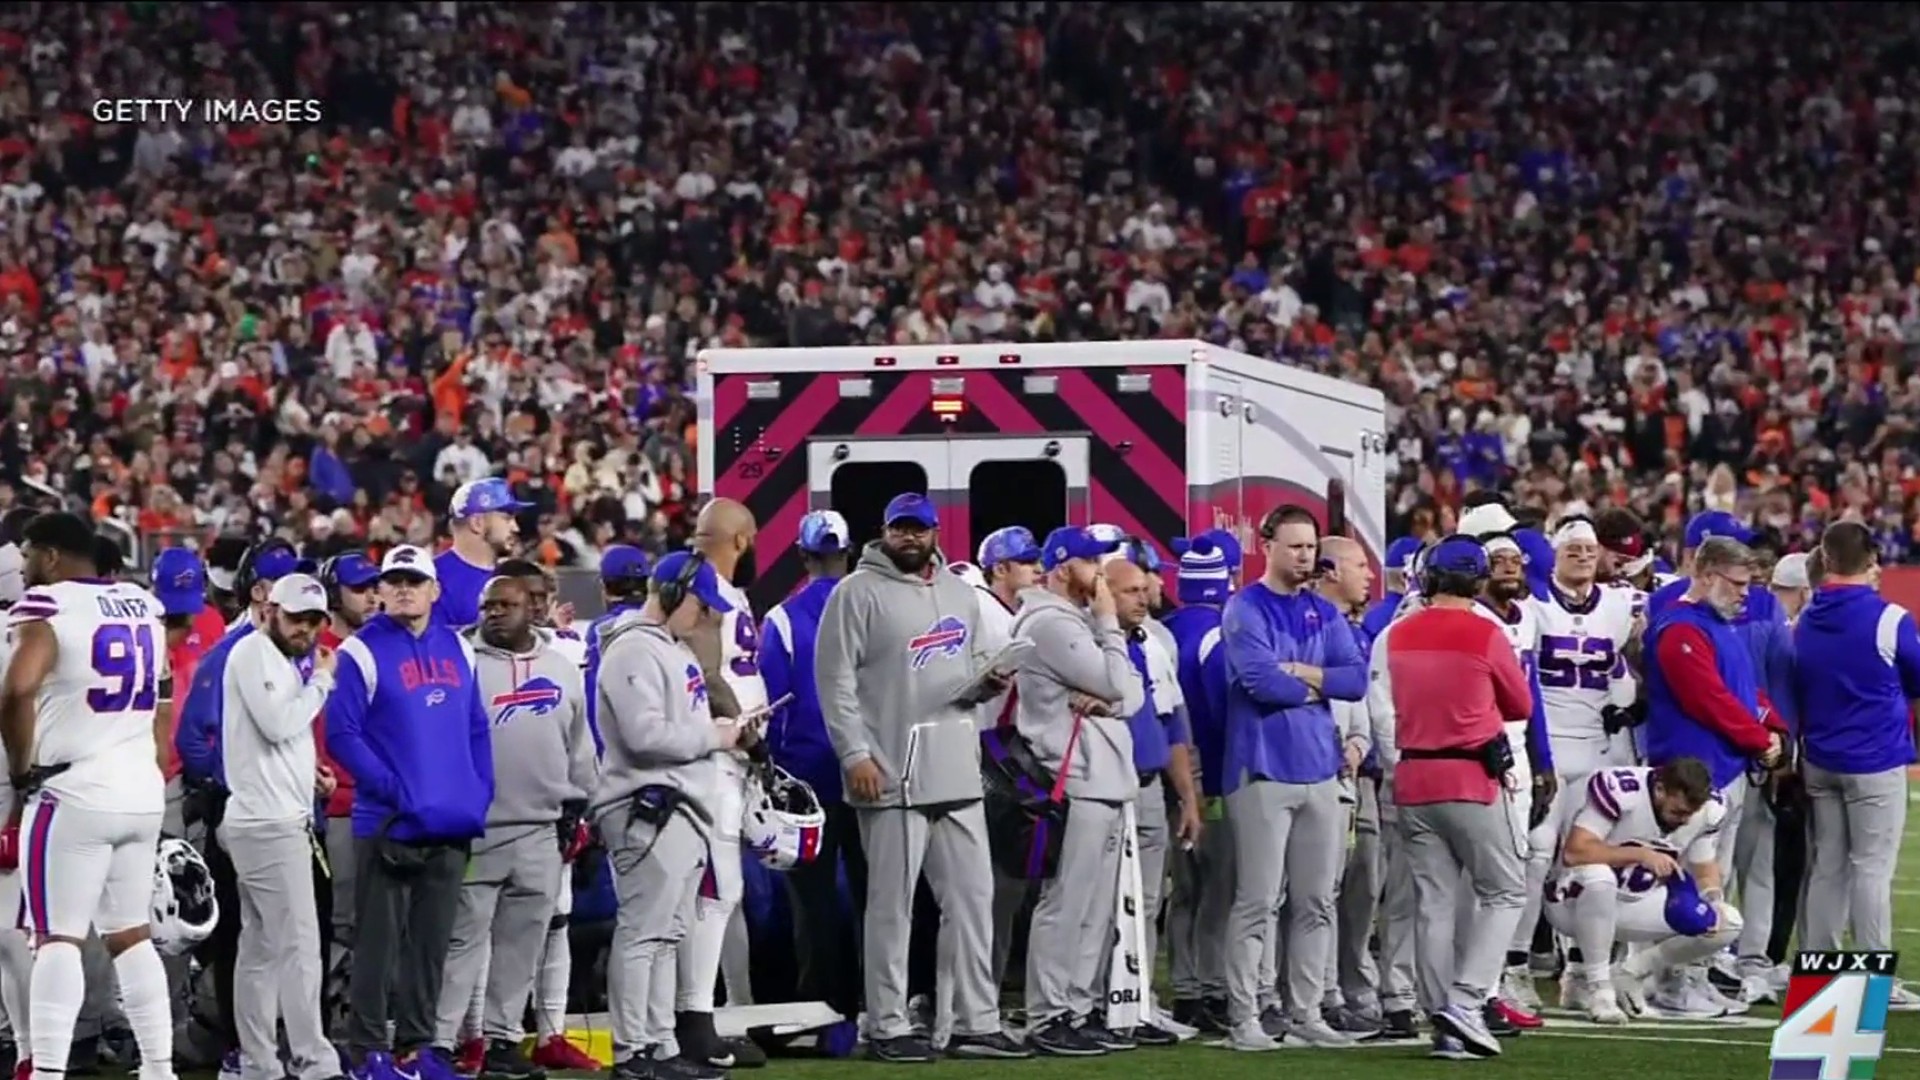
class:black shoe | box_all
[610,1056,656,1080]
[673,1012,734,1069]
[1170,999,1204,1027]
[68,1036,101,1076]
[99,1027,139,1068]
[946,1032,1031,1059]
[720,1038,765,1069]
[478,1040,544,1080]
[1481,1000,1520,1038]
[1025,1017,1106,1058]
[1080,1020,1135,1052]
[1199,997,1231,1035]
[659,1057,727,1080]
[1380,1010,1421,1040]
[866,1036,937,1064]
[1129,1022,1179,1048]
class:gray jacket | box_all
[589,610,724,833]
[816,542,992,808]
[466,630,599,833]
[1011,587,1145,804]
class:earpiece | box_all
[657,550,707,613]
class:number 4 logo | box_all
[1770,973,1891,1080]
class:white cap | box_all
[380,545,437,582]
[1771,553,1810,590]
[1458,503,1520,538]
[267,573,329,616]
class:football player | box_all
[1546,759,1740,1024]
[0,513,178,1080]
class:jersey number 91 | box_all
[88,624,159,713]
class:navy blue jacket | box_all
[1793,585,1920,775]
[761,576,842,803]
[324,614,494,842]
[1164,603,1229,798]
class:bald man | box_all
[673,499,767,1069]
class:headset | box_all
[1257,504,1320,542]
[316,549,370,609]
[655,550,708,614]
[235,538,299,602]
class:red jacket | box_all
[162,608,230,780]
[314,625,356,817]
[1374,606,1534,806]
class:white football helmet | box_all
[151,837,219,955]
[742,762,826,871]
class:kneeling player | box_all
[1545,759,1739,1024]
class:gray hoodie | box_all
[1011,587,1145,804]
[815,542,993,808]
[589,609,724,832]
[466,630,599,834]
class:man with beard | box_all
[217,573,339,1080]
[1468,531,1554,1033]
[815,493,1025,1063]
[673,498,769,1070]
[434,479,531,630]
[435,575,596,1080]
[1010,526,1141,1057]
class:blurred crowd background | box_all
[5,0,1920,585]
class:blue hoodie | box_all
[1164,603,1229,798]
[1792,586,1920,776]
[761,576,842,803]
[1649,578,1794,729]
[324,613,494,842]
[175,623,255,785]
[432,548,495,630]
[1220,584,1367,789]
[583,600,647,757]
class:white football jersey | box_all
[8,580,170,813]
[1471,596,1539,666]
[546,626,588,670]
[1534,582,1638,744]
[1567,765,1724,893]
[715,578,769,717]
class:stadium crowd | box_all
[0,2,1916,568]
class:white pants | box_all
[20,794,162,938]
[1545,864,1741,976]
[676,759,751,1012]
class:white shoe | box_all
[1693,968,1750,1015]
[1560,969,1593,1012]
[1501,964,1543,1012]
[1585,985,1628,1025]
[1887,982,1920,1012]
[1227,1019,1282,1052]
[1646,970,1726,1019]
[1153,1008,1199,1040]
[1612,964,1649,1017]
[1288,1018,1356,1048]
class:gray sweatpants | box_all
[347,836,467,1054]
[1333,780,1382,1013]
[1801,762,1908,951]
[1026,798,1122,1025]
[1732,784,1777,959]
[1376,807,1418,1014]
[223,817,334,1080]
[435,826,562,1045]
[1223,778,1344,1026]
[1401,801,1525,1016]
[600,807,706,1061]
[1166,805,1232,1001]
[860,803,998,1040]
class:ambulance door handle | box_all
[1218,396,1234,418]
[1243,402,1256,423]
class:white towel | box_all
[1106,801,1154,1030]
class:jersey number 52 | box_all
[1538,634,1616,691]
[88,624,159,713]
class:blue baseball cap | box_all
[1684,511,1751,549]
[331,552,380,589]
[1663,871,1719,937]
[798,510,852,554]
[883,492,938,529]
[978,526,1041,568]
[1385,536,1424,571]
[1426,536,1490,577]
[600,544,651,581]
[249,543,302,584]
[1041,526,1122,572]
[150,549,206,617]
[450,477,532,520]
[651,551,733,613]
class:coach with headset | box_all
[1368,536,1535,1059]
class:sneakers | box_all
[1501,965,1544,1012]
[350,1051,401,1080]
[1888,982,1920,1012]
[1430,1004,1501,1058]
[477,1040,543,1080]
[1078,1020,1136,1052]
[609,1055,654,1080]
[673,1013,735,1069]
[1644,970,1726,1019]
[866,1036,938,1064]
[1127,1023,1180,1048]
[1560,969,1593,1012]
[1025,1017,1105,1058]
[454,1040,484,1077]
[652,1055,726,1080]
[1257,1004,1290,1039]
[11,1059,26,1080]
[1489,997,1541,1031]
[1286,1018,1356,1048]
[219,1051,246,1080]
[1225,1019,1281,1052]
[1613,964,1650,1017]
[720,1039,766,1069]
[1585,986,1629,1025]
[529,1038,599,1072]
[1379,1010,1421,1040]
[946,1032,1031,1059]
[414,1046,463,1080]
[1429,1033,1475,1061]
[1325,1003,1383,1037]
[1481,1001,1519,1039]
[1199,996,1231,1035]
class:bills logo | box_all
[907,616,969,670]
[685,663,708,710]
[492,676,563,726]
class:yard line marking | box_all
[1533,1030,1920,1055]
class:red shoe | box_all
[531,1037,601,1071]
[15,1057,29,1080]
[455,1038,485,1075]
[1492,997,1545,1029]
